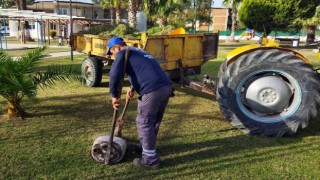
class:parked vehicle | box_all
[0,26,10,36]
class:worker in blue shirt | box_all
[107,37,172,169]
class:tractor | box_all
[74,32,320,137]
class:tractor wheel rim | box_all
[244,76,293,113]
[236,69,302,123]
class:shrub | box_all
[50,31,57,39]
[147,25,176,35]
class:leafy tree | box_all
[238,0,320,36]
[0,47,81,119]
[223,0,242,41]
[184,0,213,32]
[294,6,320,43]
[0,0,15,8]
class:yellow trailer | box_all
[74,33,219,94]
[74,32,320,137]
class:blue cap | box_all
[106,37,125,55]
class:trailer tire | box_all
[217,49,320,136]
[81,57,103,87]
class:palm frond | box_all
[0,71,37,102]
[15,46,47,75]
[6,72,37,99]
[33,64,82,89]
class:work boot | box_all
[133,158,160,169]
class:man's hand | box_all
[112,97,121,109]
[127,89,134,100]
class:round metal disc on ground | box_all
[91,136,127,164]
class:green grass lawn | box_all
[5,46,71,57]
[0,41,320,179]
[2,36,66,46]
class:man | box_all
[107,37,172,169]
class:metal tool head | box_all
[91,136,127,164]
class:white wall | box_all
[136,11,146,32]
[9,20,19,37]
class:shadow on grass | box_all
[109,130,320,179]
[1,83,320,179]
[120,116,320,179]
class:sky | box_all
[213,0,224,7]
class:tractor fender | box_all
[226,45,311,65]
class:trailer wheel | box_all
[217,49,320,136]
[81,57,102,87]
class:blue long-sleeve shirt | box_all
[109,47,171,98]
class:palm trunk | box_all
[128,0,137,28]
[158,17,167,27]
[115,6,121,24]
[7,100,25,118]
[16,0,27,10]
[306,25,315,43]
[230,9,237,41]
[16,0,21,10]
[20,0,27,10]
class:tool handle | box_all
[105,108,118,164]
[119,87,134,120]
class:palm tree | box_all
[102,0,126,24]
[223,0,242,41]
[143,0,186,27]
[0,47,81,119]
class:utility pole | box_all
[193,0,196,34]
[69,0,73,61]
[57,0,60,14]
[208,0,212,32]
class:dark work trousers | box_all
[137,84,172,165]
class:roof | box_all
[32,0,96,5]
[0,9,84,19]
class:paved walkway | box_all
[5,44,85,60]
[45,51,84,58]
[12,51,84,60]
[1,43,40,50]
[1,43,63,49]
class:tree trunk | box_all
[16,0,21,10]
[110,8,116,25]
[16,0,27,10]
[158,17,167,27]
[115,6,122,24]
[128,0,137,28]
[230,9,237,41]
[7,100,25,119]
[20,0,27,10]
[306,25,315,43]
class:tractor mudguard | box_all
[226,42,311,66]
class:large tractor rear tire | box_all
[217,49,320,136]
[81,57,103,87]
